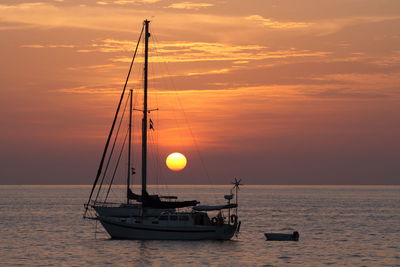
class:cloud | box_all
[167,2,214,10]
[0,2,225,34]
[114,0,161,3]
[245,14,400,37]
[371,50,400,67]
[80,39,267,54]
[311,72,400,93]
[1,1,399,45]
[88,38,135,52]
[21,44,76,49]
[67,63,123,73]
[96,0,161,4]
[55,85,121,94]
[187,68,230,76]
[298,88,390,99]
[245,15,313,29]
[20,44,45,48]
[99,40,330,63]
[210,83,394,100]
[0,2,145,32]
[112,48,330,63]
[312,16,400,36]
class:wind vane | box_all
[232,178,243,190]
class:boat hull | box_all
[93,204,175,217]
[94,205,141,217]
[99,218,237,240]
[264,232,299,241]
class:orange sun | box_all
[166,152,187,171]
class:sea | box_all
[0,185,399,267]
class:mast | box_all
[127,89,133,203]
[141,19,150,197]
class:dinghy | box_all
[265,231,299,241]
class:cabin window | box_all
[170,215,178,221]
[159,216,168,220]
[179,216,189,221]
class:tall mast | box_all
[141,20,150,196]
[127,89,133,203]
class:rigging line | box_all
[147,123,165,194]
[85,23,144,213]
[104,128,129,202]
[94,93,130,203]
[152,33,214,186]
[152,130,170,195]
[151,34,184,150]
[130,57,142,189]
[151,31,211,202]
[154,78,161,190]
[149,33,172,194]
[156,102,162,192]
[94,220,97,239]
[151,35,182,199]
[148,128,162,195]
[131,89,138,186]
[147,131,154,193]
[151,33,185,195]
[147,47,162,194]
[147,130,158,190]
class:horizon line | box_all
[1,184,399,186]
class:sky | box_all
[0,0,399,185]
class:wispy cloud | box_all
[245,14,400,37]
[88,39,135,52]
[245,15,313,29]
[295,87,392,99]
[67,64,123,73]
[55,85,121,94]
[0,2,144,32]
[167,2,214,10]
[21,44,76,49]
[370,50,400,67]
[20,44,45,48]
[114,0,161,3]
[80,39,266,54]
[84,39,330,63]
[112,48,330,63]
[96,0,161,5]
[187,68,230,76]
[311,72,400,92]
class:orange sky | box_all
[0,0,399,185]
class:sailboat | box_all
[83,20,241,240]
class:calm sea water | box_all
[0,185,399,266]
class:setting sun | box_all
[166,152,187,171]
